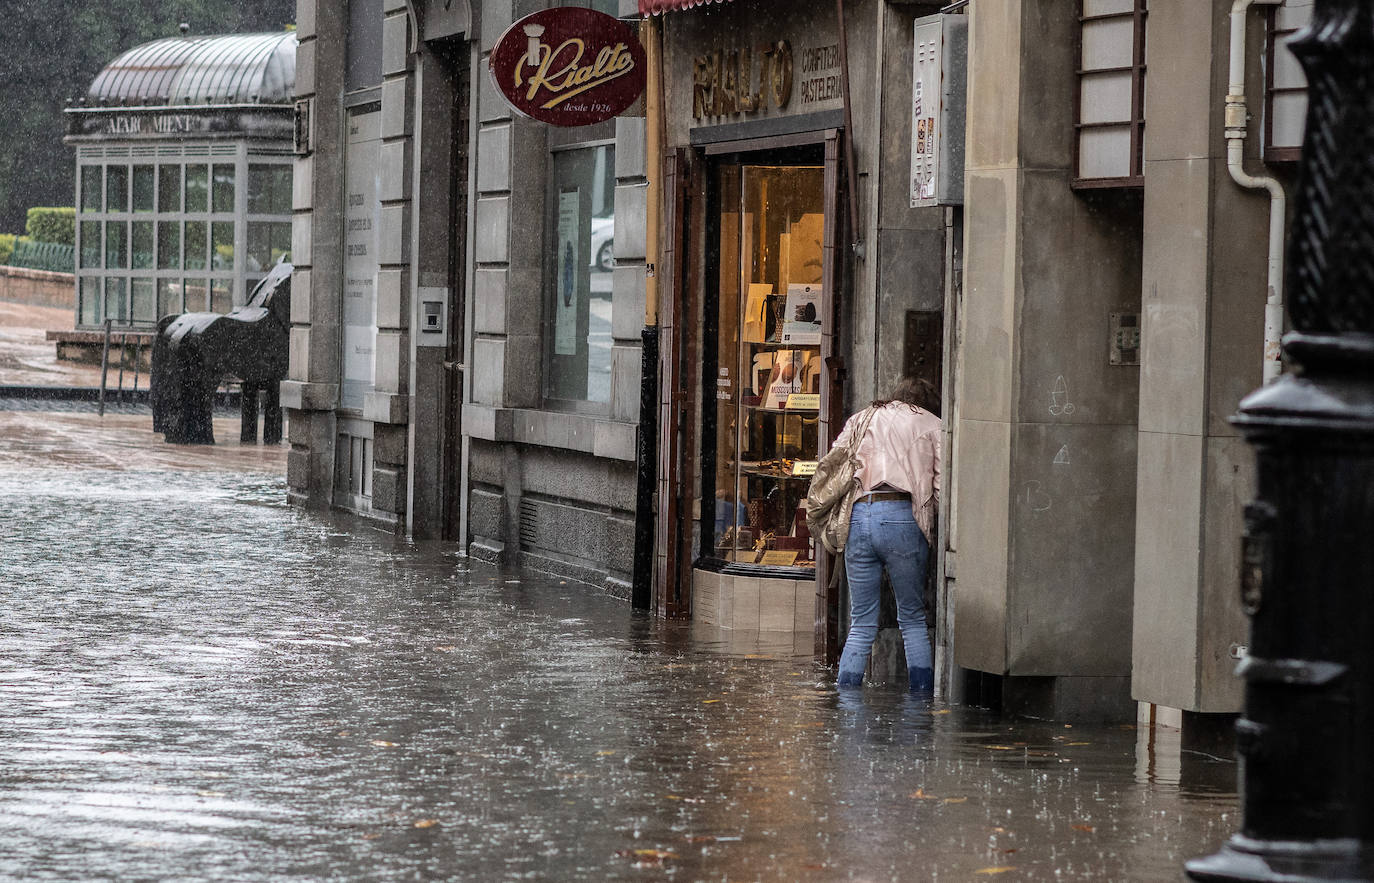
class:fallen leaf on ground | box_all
[370,740,396,748]
[615,848,678,863]
[974,867,1017,875]
[597,750,616,756]
[942,797,968,804]
[995,848,1019,855]
[337,730,351,737]
[685,835,716,843]
[362,833,381,841]
[909,789,935,800]
[414,819,438,828]
[663,794,683,801]
[702,699,721,704]
[1071,823,1095,833]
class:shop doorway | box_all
[655,131,846,656]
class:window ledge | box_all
[280,380,338,411]
[364,391,408,425]
[462,404,637,462]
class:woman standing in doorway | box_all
[827,376,942,692]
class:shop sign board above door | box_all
[489,8,647,127]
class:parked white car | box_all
[590,216,614,271]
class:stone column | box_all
[1130,0,1270,719]
[365,0,416,522]
[953,0,1142,719]
[283,0,346,508]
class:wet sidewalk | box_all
[0,411,1237,880]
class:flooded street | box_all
[0,419,1237,880]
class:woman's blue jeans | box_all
[837,498,933,691]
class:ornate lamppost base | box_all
[1186,834,1372,881]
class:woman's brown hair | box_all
[872,375,940,416]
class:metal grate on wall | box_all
[519,499,539,549]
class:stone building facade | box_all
[952,0,1308,726]
[285,0,651,594]
[284,0,1307,728]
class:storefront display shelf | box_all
[744,405,819,415]
[740,468,812,480]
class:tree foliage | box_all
[26,207,75,245]
[0,0,296,232]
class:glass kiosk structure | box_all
[64,31,296,330]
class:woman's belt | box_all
[854,491,911,504]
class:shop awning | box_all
[639,0,735,15]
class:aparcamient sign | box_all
[488,8,647,127]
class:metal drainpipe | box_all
[835,0,863,259]
[1227,0,1287,385]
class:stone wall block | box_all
[289,327,312,383]
[379,140,412,203]
[290,268,312,324]
[375,268,408,329]
[373,329,408,394]
[611,264,646,341]
[613,183,647,262]
[371,466,407,514]
[502,332,541,407]
[287,447,313,490]
[293,155,313,211]
[477,124,512,193]
[374,423,409,465]
[614,117,647,179]
[474,197,510,264]
[382,11,412,76]
[295,38,317,98]
[291,212,312,268]
[295,0,317,39]
[472,337,507,405]
[377,203,409,267]
[478,57,512,124]
[473,268,507,335]
[381,76,413,139]
[609,344,641,423]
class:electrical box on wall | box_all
[417,286,447,346]
[910,13,967,208]
[1109,311,1141,366]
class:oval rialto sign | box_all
[488,8,647,127]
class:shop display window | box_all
[711,163,825,573]
[544,141,616,407]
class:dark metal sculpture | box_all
[151,259,292,446]
[1186,2,1374,880]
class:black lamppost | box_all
[1186,2,1374,880]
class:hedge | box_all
[0,234,22,265]
[25,207,75,246]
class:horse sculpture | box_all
[151,259,292,445]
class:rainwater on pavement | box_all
[0,415,1238,881]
